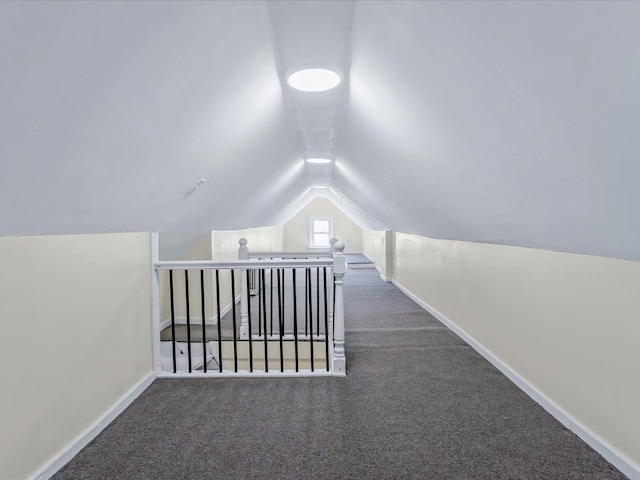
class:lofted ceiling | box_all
[1,1,639,260]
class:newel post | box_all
[329,237,338,255]
[332,241,346,375]
[238,238,249,339]
[327,238,339,342]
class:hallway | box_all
[54,269,625,479]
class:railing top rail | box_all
[248,250,331,259]
[154,258,333,270]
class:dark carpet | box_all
[53,269,626,480]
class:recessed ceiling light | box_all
[288,68,341,92]
[306,158,333,165]
[312,185,328,189]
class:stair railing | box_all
[153,239,346,377]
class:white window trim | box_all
[309,216,334,249]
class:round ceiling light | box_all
[287,68,341,92]
[305,158,333,165]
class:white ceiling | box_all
[1,1,639,261]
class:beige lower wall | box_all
[392,232,640,470]
[160,232,215,321]
[211,226,283,260]
[184,233,213,261]
[283,198,363,252]
[0,233,153,480]
[362,229,387,277]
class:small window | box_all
[309,217,333,248]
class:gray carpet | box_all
[53,269,626,479]
[345,253,373,264]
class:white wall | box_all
[0,233,153,480]
[389,232,640,474]
[283,198,363,252]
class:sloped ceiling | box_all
[1,1,639,260]
[337,1,640,261]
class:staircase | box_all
[345,253,375,269]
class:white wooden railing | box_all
[153,239,346,377]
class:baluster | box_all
[278,268,284,372]
[270,268,274,337]
[262,269,268,372]
[185,270,192,373]
[323,267,329,371]
[238,238,249,339]
[246,268,253,372]
[304,268,309,337]
[258,266,262,337]
[200,269,207,373]
[231,269,238,373]
[215,270,222,373]
[332,241,346,375]
[316,267,320,337]
[307,268,314,372]
[293,268,299,372]
[169,270,177,373]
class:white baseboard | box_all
[34,370,158,480]
[157,369,337,378]
[361,252,375,262]
[391,279,640,480]
[360,253,391,282]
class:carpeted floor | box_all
[53,269,626,479]
[345,253,375,270]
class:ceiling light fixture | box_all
[305,158,333,165]
[183,178,207,199]
[288,68,341,92]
